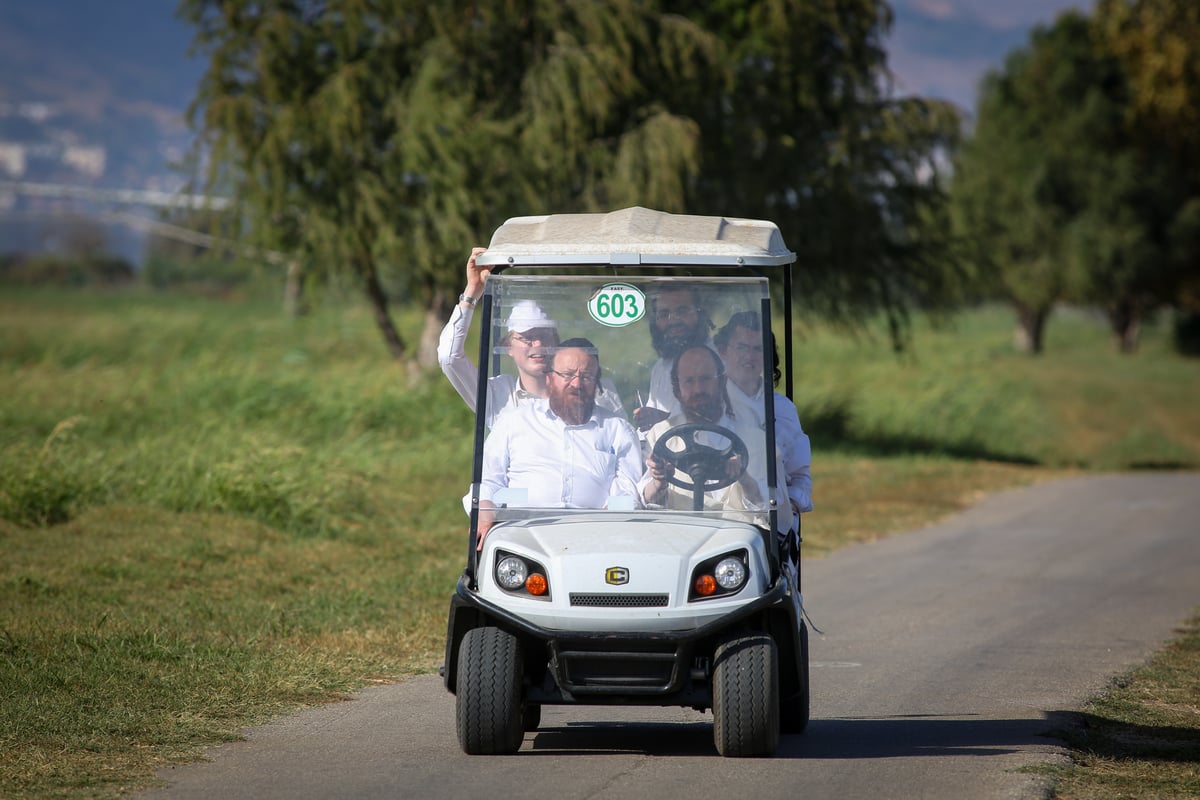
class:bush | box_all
[0,252,134,288]
[141,254,265,294]
[0,418,103,527]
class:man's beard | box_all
[683,392,724,424]
[551,389,595,425]
[651,324,707,359]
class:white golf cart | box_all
[442,207,808,757]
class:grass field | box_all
[2,288,1198,798]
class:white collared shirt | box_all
[480,403,644,510]
[726,381,813,514]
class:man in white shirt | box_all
[476,338,643,545]
[632,284,714,431]
[639,345,792,535]
[438,248,623,429]
[714,311,813,516]
[714,312,812,574]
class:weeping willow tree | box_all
[182,0,961,363]
[390,1,726,363]
[182,0,723,362]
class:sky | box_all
[887,0,1089,115]
[0,0,1092,120]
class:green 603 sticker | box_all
[588,283,645,327]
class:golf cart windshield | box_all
[467,272,780,531]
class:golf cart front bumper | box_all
[444,572,800,705]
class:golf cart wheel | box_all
[780,622,810,734]
[455,626,524,754]
[712,632,780,757]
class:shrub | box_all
[0,252,134,288]
[0,418,102,527]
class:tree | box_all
[182,0,963,363]
[388,1,726,364]
[1095,0,1200,180]
[183,1,418,358]
[678,0,965,345]
[181,0,724,363]
[950,10,1192,353]
[1094,0,1200,324]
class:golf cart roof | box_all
[475,206,796,268]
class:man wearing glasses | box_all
[475,338,643,544]
[632,284,714,431]
[438,248,622,429]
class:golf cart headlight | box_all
[713,557,746,591]
[494,551,551,598]
[689,549,750,601]
[496,556,528,590]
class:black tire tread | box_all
[455,626,524,754]
[712,632,780,757]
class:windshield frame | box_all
[463,268,784,580]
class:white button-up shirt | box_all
[726,381,813,514]
[480,403,644,510]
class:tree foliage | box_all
[181,0,962,363]
[682,0,964,343]
[1094,0,1200,314]
[950,6,1200,353]
[1095,0,1200,177]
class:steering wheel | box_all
[650,423,749,511]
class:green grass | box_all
[1,288,1198,797]
[1045,615,1200,799]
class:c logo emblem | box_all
[605,567,629,585]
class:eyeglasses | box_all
[548,370,599,385]
[510,329,557,345]
[655,306,699,321]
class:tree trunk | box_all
[1012,304,1049,354]
[362,264,407,360]
[283,259,307,317]
[1108,299,1141,354]
[418,287,455,369]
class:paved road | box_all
[143,474,1200,800]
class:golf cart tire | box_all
[456,626,524,755]
[712,632,780,757]
[780,622,810,734]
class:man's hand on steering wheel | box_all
[646,452,676,483]
[647,423,750,511]
[723,451,746,481]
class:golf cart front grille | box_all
[551,639,683,695]
[569,593,669,608]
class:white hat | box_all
[505,300,557,334]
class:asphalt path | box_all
[143,473,1200,800]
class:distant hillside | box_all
[0,0,204,189]
[0,1,202,112]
